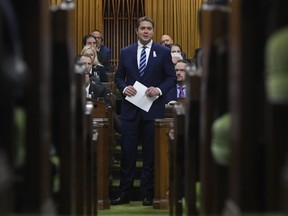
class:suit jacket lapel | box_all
[144,42,156,73]
[131,44,139,75]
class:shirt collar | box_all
[177,84,186,88]
[138,40,153,49]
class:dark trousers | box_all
[119,111,155,196]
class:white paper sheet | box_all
[125,81,158,112]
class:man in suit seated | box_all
[91,29,112,65]
[160,34,174,48]
[166,59,188,104]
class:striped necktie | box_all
[139,46,147,76]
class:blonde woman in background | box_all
[80,45,108,82]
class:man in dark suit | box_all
[113,16,176,206]
[91,29,112,63]
[91,30,114,72]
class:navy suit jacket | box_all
[165,86,177,103]
[99,45,111,61]
[115,42,176,120]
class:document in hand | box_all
[125,81,159,112]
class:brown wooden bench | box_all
[93,117,111,210]
[88,99,112,210]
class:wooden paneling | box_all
[103,0,145,67]
[49,0,202,69]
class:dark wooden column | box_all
[0,0,24,212]
[10,0,55,214]
[170,104,185,216]
[227,0,269,213]
[264,0,288,213]
[50,5,77,215]
[199,4,230,215]
[85,101,97,216]
[184,67,201,216]
[74,72,88,215]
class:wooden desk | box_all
[93,118,111,210]
[153,118,173,209]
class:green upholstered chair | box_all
[211,113,231,166]
[266,27,288,103]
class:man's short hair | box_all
[82,34,97,46]
[136,16,154,29]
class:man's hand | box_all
[124,85,137,96]
[145,86,160,97]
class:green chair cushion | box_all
[211,113,231,166]
[266,27,288,103]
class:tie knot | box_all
[142,46,147,50]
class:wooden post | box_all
[153,118,173,209]
[199,4,230,215]
[170,104,185,216]
[85,101,97,215]
[9,0,55,214]
[50,4,77,215]
[227,0,269,213]
[74,72,88,215]
[93,117,111,210]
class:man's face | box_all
[175,62,187,83]
[136,21,154,45]
[86,36,97,48]
[91,31,103,47]
[80,56,93,74]
[161,35,173,46]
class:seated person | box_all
[83,63,121,134]
[160,34,174,48]
[171,52,183,65]
[79,51,108,82]
[90,29,112,64]
[82,34,110,72]
[166,59,188,104]
[170,43,187,59]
